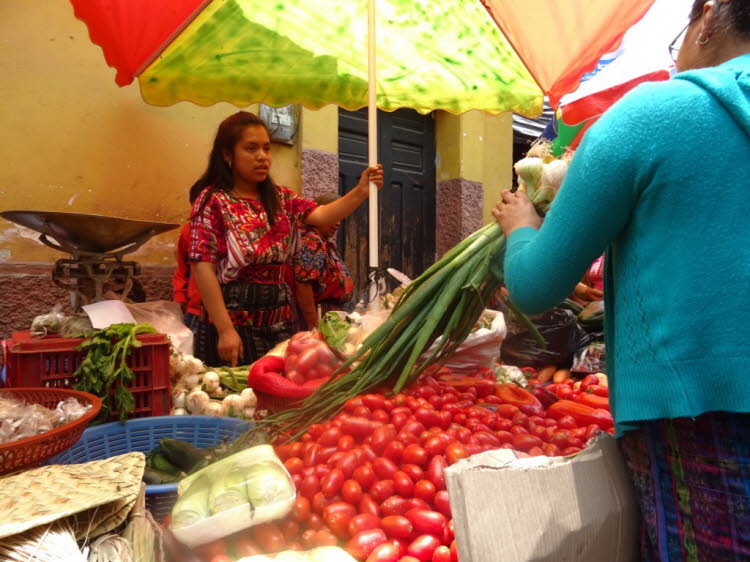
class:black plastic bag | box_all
[500,307,590,368]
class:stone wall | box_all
[0,263,174,340]
[435,178,484,257]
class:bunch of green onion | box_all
[241,144,568,444]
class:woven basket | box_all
[0,388,101,475]
[0,451,144,541]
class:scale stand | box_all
[1,210,178,311]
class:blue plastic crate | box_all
[47,415,251,522]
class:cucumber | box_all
[159,438,209,472]
[148,452,181,475]
[143,467,182,485]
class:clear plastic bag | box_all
[0,395,91,445]
[572,341,607,374]
[124,300,194,355]
[319,309,390,360]
[426,309,507,375]
[171,444,295,548]
[59,313,95,338]
[29,304,65,338]
[284,331,343,385]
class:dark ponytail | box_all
[189,111,280,223]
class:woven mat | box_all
[0,452,145,541]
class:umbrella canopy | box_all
[70,0,655,117]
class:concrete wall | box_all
[0,2,304,338]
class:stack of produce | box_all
[193,366,611,561]
[170,353,257,419]
[74,322,158,423]
[243,144,570,444]
[247,333,345,410]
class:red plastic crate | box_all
[2,331,171,420]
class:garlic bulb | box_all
[203,401,226,417]
[202,371,221,394]
[186,388,210,414]
[242,406,256,420]
[185,355,205,375]
[170,407,187,416]
[184,373,201,390]
[172,391,187,409]
[169,353,185,374]
[240,387,258,410]
[222,394,244,417]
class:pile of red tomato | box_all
[197,366,614,562]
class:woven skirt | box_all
[618,412,750,562]
[188,280,297,366]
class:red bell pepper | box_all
[247,355,329,399]
[574,392,610,411]
[494,383,545,417]
[579,374,601,392]
[546,400,614,430]
[526,382,559,410]
[546,383,574,400]
[586,384,609,397]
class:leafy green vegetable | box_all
[319,311,352,352]
[73,323,157,423]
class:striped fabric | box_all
[618,412,750,562]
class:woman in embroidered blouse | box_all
[294,193,355,330]
[188,111,383,366]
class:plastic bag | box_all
[425,309,507,376]
[59,313,95,338]
[318,309,390,360]
[500,308,590,368]
[572,341,607,374]
[171,444,295,548]
[29,304,65,338]
[247,355,329,401]
[0,395,91,445]
[284,331,342,385]
[124,300,194,355]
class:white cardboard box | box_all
[445,434,638,562]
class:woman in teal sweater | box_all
[494,1,750,560]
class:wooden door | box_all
[338,108,436,305]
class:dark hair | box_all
[189,111,280,223]
[689,0,750,36]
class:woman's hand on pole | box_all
[306,164,383,227]
[355,164,384,197]
[492,189,542,237]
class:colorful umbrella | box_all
[70,0,656,116]
[543,0,690,155]
[70,0,655,270]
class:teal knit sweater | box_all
[501,54,750,436]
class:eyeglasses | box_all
[669,23,689,62]
[670,0,727,62]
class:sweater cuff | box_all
[506,226,537,250]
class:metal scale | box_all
[0,211,178,311]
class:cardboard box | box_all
[445,434,638,562]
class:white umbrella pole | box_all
[367,0,378,270]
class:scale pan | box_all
[0,210,179,254]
